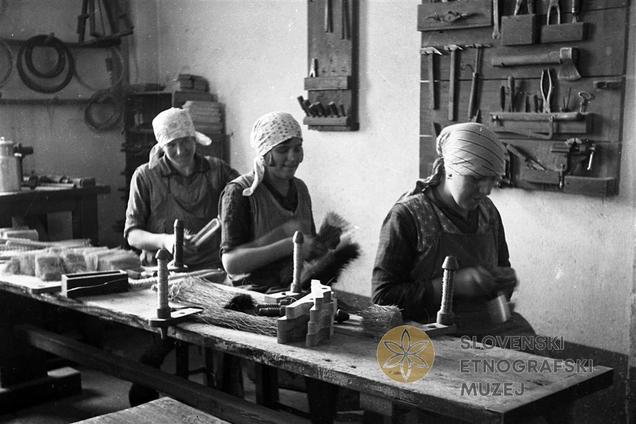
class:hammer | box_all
[421,46,443,110]
[491,47,581,81]
[445,44,462,121]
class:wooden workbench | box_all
[0,185,110,244]
[0,275,614,423]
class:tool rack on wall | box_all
[299,0,359,131]
[417,0,628,196]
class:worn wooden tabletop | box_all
[0,275,614,423]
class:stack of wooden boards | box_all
[182,101,224,134]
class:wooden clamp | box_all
[290,231,303,293]
[170,219,186,271]
[421,256,458,337]
[148,248,203,339]
[277,282,336,346]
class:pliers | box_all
[546,0,561,25]
[540,69,553,113]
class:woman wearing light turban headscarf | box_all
[372,123,535,339]
[219,111,327,291]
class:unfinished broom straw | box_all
[169,277,278,337]
[128,268,223,291]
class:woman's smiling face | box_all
[265,137,304,180]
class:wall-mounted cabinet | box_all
[301,0,359,131]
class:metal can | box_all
[0,137,21,193]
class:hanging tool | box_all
[491,47,581,81]
[328,101,340,116]
[341,0,350,39]
[507,76,515,112]
[587,144,596,171]
[547,0,561,25]
[571,0,581,22]
[540,69,554,113]
[297,95,311,116]
[499,85,506,111]
[445,44,462,121]
[324,0,333,32]
[309,57,318,77]
[77,0,133,46]
[577,91,594,112]
[532,93,539,113]
[492,0,501,39]
[506,144,547,171]
[421,47,443,110]
[561,87,572,112]
[467,44,488,120]
[502,0,537,45]
[513,0,534,15]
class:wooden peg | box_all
[290,231,303,293]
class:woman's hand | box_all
[453,266,497,298]
[491,266,518,298]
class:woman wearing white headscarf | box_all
[220,111,326,291]
[125,107,238,269]
[372,123,534,338]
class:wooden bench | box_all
[72,397,229,423]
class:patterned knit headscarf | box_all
[148,108,212,167]
[242,111,303,196]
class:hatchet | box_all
[491,47,581,81]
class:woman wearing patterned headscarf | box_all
[219,111,327,291]
[372,123,534,338]
[124,107,238,268]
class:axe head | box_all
[556,47,581,81]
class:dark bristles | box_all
[225,293,256,312]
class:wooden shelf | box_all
[0,98,91,105]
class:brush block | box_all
[501,14,537,45]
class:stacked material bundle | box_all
[84,248,141,272]
[177,74,209,92]
[60,251,88,274]
[0,244,141,279]
[35,253,64,281]
[182,100,223,134]
[0,227,39,240]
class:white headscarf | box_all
[148,108,212,166]
[436,123,506,178]
[242,111,303,196]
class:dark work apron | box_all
[410,203,535,341]
[144,170,220,269]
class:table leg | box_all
[0,293,81,412]
[306,377,339,424]
[254,363,279,407]
[72,195,99,243]
[175,341,189,379]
